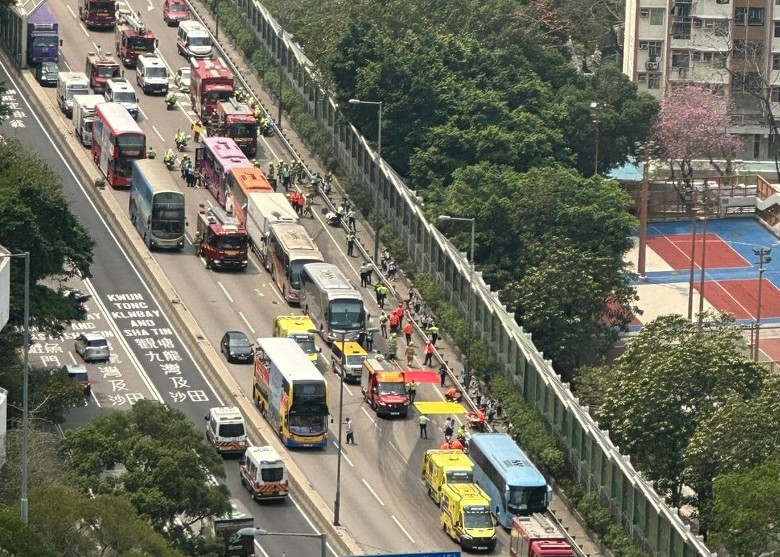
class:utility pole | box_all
[753,246,772,361]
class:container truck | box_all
[27,5,59,66]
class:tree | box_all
[0,506,59,557]
[61,400,231,536]
[709,461,780,557]
[0,365,88,426]
[598,313,765,506]
[652,85,740,188]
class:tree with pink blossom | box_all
[653,86,740,187]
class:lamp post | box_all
[687,212,701,321]
[635,140,657,279]
[348,98,383,263]
[237,528,327,557]
[438,215,476,371]
[0,250,30,524]
[590,101,603,176]
[310,326,377,526]
[753,246,772,361]
[697,214,709,330]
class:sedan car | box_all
[174,67,190,92]
[163,0,190,25]
[36,62,59,87]
[220,331,254,364]
[74,332,110,363]
[62,363,92,396]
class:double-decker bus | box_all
[91,102,145,188]
[252,337,328,448]
[266,224,323,305]
[226,166,273,226]
[195,137,250,208]
[300,262,366,342]
[129,160,185,250]
[468,433,553,528]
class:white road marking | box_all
[362,479,385,506]
[239,311,255,334]
[152,125,165,142]
[343,452,354,468]
[138,106,148,121]
[79,24,90,38]
[254,288,264,297]
[146,0,154,10]
[361,406,378,428]
[217,281,234,303]
[389,441,404,460]
[66,5,77,19]
[392,515,416,544]
[288,495,338,557]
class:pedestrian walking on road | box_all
[403,319,414,345]
[405,342,416,367]
[428,322,440,346]
[379,311,388,338]
[346,231,356,257]
[425,340,435,368]
[419,414,431,439]
[374,282,388,308]
[348,209,357,232]
[406,378,417,403]
[345,418,354,444]
[437,358,446,383]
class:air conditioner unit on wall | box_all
[646,61,660,70]
[693,19,703,27]
[640,8,650,17]
[678,67,689,78]
[639,43,649,50]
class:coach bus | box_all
[195,137,250,208]
[129,160,186,250]
[91,102,145,187]
[252,337,328,448]
[226,166,273,226]
[300,262,366,342]
[468,433,553,528]
[266,223,323,305]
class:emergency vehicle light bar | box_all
[205,206,242,229]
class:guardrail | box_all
[181,2,715,556]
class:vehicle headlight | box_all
[461,534,472,540]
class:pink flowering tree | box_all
[653,86,741,187]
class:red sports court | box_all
[646,233,750,271]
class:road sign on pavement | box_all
[362,553,460,557]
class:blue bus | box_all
[468,433,552,528]
[129,160,186,250]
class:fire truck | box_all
[78,0,118,30]
[194,205,249,270]
[212,98,258,156]
[85,48,121,93]
[114,11,157,68]
[190,58,234,119]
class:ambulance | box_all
[422,449,474,504]
[239,445,289,501]
[204,406,248,455]
[439,483,497,551]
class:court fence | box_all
[195,1,711,555]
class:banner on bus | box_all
[414,401,466,415]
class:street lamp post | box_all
[348,98,383,263]
[753,246,772,361]
[237,528,327,557]
[0,250,30,524]
[438,215,476,371]
[635,140,657,279]
[277,25,285,130]
[687,213,700,321]
[697,215,709,330]
[590,102,603,175]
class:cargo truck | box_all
[27,5,59,66]
[72,94,105,147]
[422,449,475,504]
[190,57,234,118]
[56,72,90,118]
[439,483,498,552]
[272,315,319,363]
[509,514,574,557]
[212,499,255,557]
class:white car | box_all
[74,332,110,363]
[174,67,191,92]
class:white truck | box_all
[136,53,169,95]
[56,72,90,118]
[244,191,298,261]
[72,94,105,147]
[204,406,248,456]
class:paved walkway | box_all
[187,2,604,555]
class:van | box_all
[439,483,497,551]
[422,449,474,504]
[272,315,320,363]
[136,53,169,95]
[205,406,248,455]
[104,78,139,120]
[239,445,289,501]
[331,341,367,384]
[56,72,90,118]
[177,21,212,59]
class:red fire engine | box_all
[85,48,121,93]
[211,99,258,156]
[190,58,234,119]
[114,11,157,68]
[78,0,117,30]
[195,205,249,270]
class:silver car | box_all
[74,332,110,363]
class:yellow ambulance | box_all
[439,483,497,551]
[421,449,474,504]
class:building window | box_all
[771,87,780,102]
[671,50,691,68]
[648,74,662,89]
[775,21,780,38]
[650,9,664,25]
[715,0,729,3]
[714,20,729,37]
[774,54,780,70]
[735,7,765,26]
[733,40,764,60]
[713,53,727,68]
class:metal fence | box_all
[206,2,711,555]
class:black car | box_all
[62,363,91,396]
[36,62,59,87]
[220,331,254,364]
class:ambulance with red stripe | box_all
[205,406,248,455]
[239,445,289,501]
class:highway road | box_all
[16,0,508,554]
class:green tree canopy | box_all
[61,401,230,535]
[598,313,765,505]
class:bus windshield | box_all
[32,37,58,48]
[507,485,548,514]
[329,300,363,329]
[463,509,494,529]
[152,205,185,239]
[290,259,320,290]
[289,413,326,436]
[117,134,145,158]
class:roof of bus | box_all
[272,223,322,256]
[255,337,324,382]
[229,166,273,194]
[469,433,547,487]
[95,102,144,135]
[132,159,182,194]
[302,263,357,291]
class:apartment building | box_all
[623,0,780,159]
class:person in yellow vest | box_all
[191,120,204,143]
